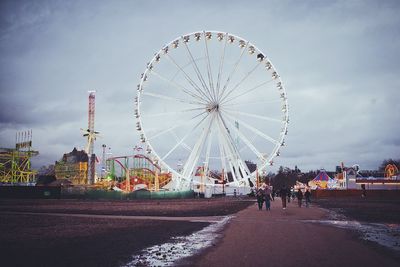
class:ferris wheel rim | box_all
[135,30,289,186]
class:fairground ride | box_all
[106,154,172,192]
[0,131,39,184]
[385,164,399,178]
[82,90,99,185]
[135,31,289,191]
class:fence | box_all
[0,186,61,199]
[75,189,195,200]
[312,189,400,199]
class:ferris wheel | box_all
[135,31,288,189]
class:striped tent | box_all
[310,170,334,189]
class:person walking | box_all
[280,185,288,209]
[256,187,265,210]
[361,184,367,198]
[265,191,272,211]
[264,186,272,211]
[297,189,303,208]
[304,189,311,207]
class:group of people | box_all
[256,184,311,210]
[256,185,273,211]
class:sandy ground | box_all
[0,198,252,267]
[314,196,400,223]
[187,198,400,267]
[0,198,252,216]
[1,214,209,267]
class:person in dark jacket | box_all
[305,189,311,207]
[265,192,272,211]
[297,189,303,207]
[256,188,265,210]
[280,185,288,209]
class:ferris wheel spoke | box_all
[215,117,236,182]
[215,34,228,103]
[148,110,208,141]
[219,61,262,104]
[182,115,214,178]
[142,107,205,119]
[217,139,228,177]
[203,32,216,101]
[218,41,249,102]
[224,99,282,107]
[171,131,192,152]
[218,113,248,171]
[161,113,210,161]
[165,53,213,103]
[217,113,251,182]
[221,79,274,106]
[151,70,208,104]
[182,42,215,102]
[204,124,213,173]
[224,116,265,160]
[222,108,282,123]
[215,114,228,180]
[142,91,205,106]
[224,112,281,146]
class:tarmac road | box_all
[188,198,399,267]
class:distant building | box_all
[335,164,400,190]
[55,148,88,184]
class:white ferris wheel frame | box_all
[135,30,289,188]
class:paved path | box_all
[191,198,399,267]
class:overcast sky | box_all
[0,0,399,173]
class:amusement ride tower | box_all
[83,91,98,185]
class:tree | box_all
[271,166,297,189]
[278,166,284,174]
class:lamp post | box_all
[221,168,225,195]
[101,144,106,179]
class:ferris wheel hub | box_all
[206,102,219,113]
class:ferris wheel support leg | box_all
[216,114,250,185]
[182,117,213,183]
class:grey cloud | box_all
[0,0,399,172]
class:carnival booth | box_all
[309,170,336,189]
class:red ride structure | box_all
[106,154,172,192]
